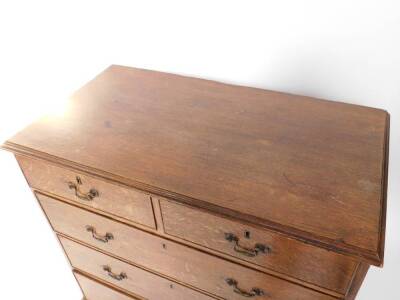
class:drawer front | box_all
[39,194,336,300]
[160,199,356,294]
[61,236,215,300]
[17,155,155,228]
[75,272,139,300]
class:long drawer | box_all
[74,271,140,300]
[60,236,216,300]
[38,193,337,300]
[160,199,357,294]
[17,155,156,228]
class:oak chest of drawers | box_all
[2,65,389,300]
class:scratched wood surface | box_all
[160,199,357,294]
[40,194,336,300]
[4,65,389,265]
[61,236,216,300]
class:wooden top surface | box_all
[5,65,389,265]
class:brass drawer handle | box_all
[103,265,127,281]
[225,233,270,257]
[225,278,265,298]
[68,176,99,201]
[86,225,114,243]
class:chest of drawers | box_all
[2,65,389,300]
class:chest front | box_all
[2,65,389,300]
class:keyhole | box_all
[244,230,251,239]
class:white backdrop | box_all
[0,1,399,299]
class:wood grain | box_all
[160,199,357,294]
[345,262,370,300]
[39,193,337,300]
[4,65,389,265]
[60,236,216,300]
[74,271,140,300]
[17,155,156,229]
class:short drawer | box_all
[17,155,155,228]
[61,236,216,300]
[39,193,337,300]
[74,271,139,300]
[160,199,357,294]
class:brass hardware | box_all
[224,233,270,257]
[68,176,99,201]
[102,265,127,281]
[225,278,265,297]
[86,225,114,243]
